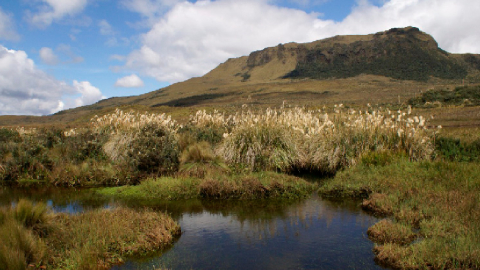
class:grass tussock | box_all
[196,106,435,173]
[319,156,480,269]
[0,201,50,270]
[0,200,180,270]
[179,141,229,178]
[45,207,180,269]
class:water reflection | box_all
[114,195,382,270]
[1,187,383,269]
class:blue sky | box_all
[0,0,479,115]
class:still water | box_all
[1,187,383,270]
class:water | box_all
[1,187,383,270]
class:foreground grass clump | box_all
[319,156,480,269]
[97,171,315,201]
[45,207,180,269]
[0,202,47,270]
[0,200,180,270]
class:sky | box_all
[0,0,479,116]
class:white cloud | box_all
[73,80,105,107]
[115,74,145,88]
[0,45,103,115]
[26,0,88,28]
[120,0,480,84]
[0,7,20,41]
[122,0,330,83]
[39,47,59,65]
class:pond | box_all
[1,187,384,270]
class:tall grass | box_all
[1,106,437,185]
[194,106,435,173]
[0,201,49,270]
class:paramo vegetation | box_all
[1,105,437,186]
[1,104,480,269]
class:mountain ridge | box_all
[1,26,480,126]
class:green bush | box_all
[361,151,399,167]
[178,125,224,147]
[436,137,480,162]
[0,128,21,143]
[127,124,180,175]
[408,85,480,107]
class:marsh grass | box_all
[195,106,434,173]
[0,199,180,270]
[98,171,315,201]
[45,207,180,269]
[2,106,435,186]
[0,201,49,270]
[179,141,229,178]
[13,199,51,236]
[319,156,480,269]
[0,218,46,270]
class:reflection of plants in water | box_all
[199,197,376,240]
[0,188,109,213]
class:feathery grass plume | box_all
[197,106,433,173]
[92,109,180,176]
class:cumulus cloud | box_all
[0,45,103,115]
[122,0,330,82]
[39,47,59,65]
[26,0,88,28]
[120,0,480,84]
[115,74,145,88]
[0,7,20,41]
[73,80,105,107]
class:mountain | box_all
[2,26,480,126]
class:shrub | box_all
[0,128,21,143]
[127,124,180,175]
[435,137,480,162]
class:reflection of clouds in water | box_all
[160,196,380,270]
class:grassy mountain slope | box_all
[1,27,480,126]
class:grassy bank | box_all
[0,200,180,270]
[97,171,316,201]
[319,154,480,269]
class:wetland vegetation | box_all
[1,103,479,269]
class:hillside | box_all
[1,26,480,126]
